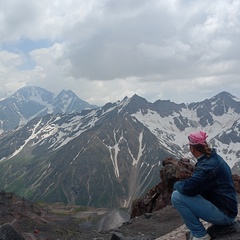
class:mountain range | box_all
[0,87,239,209]
[0,86,97,134]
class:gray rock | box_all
[95,209,130,232]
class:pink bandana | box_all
[188,131,208,146]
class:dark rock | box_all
[111,232,125,240]
[233,174,240,193]
[131,157,194,218]
[0,223,25,240]
[207,220,240,239]
[144,213,152,219]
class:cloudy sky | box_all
[0,0,240,105]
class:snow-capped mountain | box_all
[51,89,96,114]
[0,91,239,208]
[0,86,97,134]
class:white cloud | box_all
[0,51,23,68]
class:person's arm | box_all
[173,167,209,196]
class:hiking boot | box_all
[186,232,211,240]
[192,233,211,240]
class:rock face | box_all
[131,157,240,218]
[233,174,240,192]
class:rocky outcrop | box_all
[131,157,240,219]
[130,157,194,218]
[233,174,240,192]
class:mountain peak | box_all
[212,91,239,102]
[51,89,97,114]
[210,91,240,115]
[0,86,98,132]
[12,86,54,103]
[188,91,240,118]
[129,94,149,104]
[58,89,76,96]
[53,89,78,103]
[120,94,152,114]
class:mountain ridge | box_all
[0,86,98,134]
[0,88,239,208]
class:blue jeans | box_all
[171,190,236,238]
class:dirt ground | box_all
[1,193,239,240]
[75,202,240,240]
[75,205,185,240]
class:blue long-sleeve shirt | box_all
[174,149,238,218]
